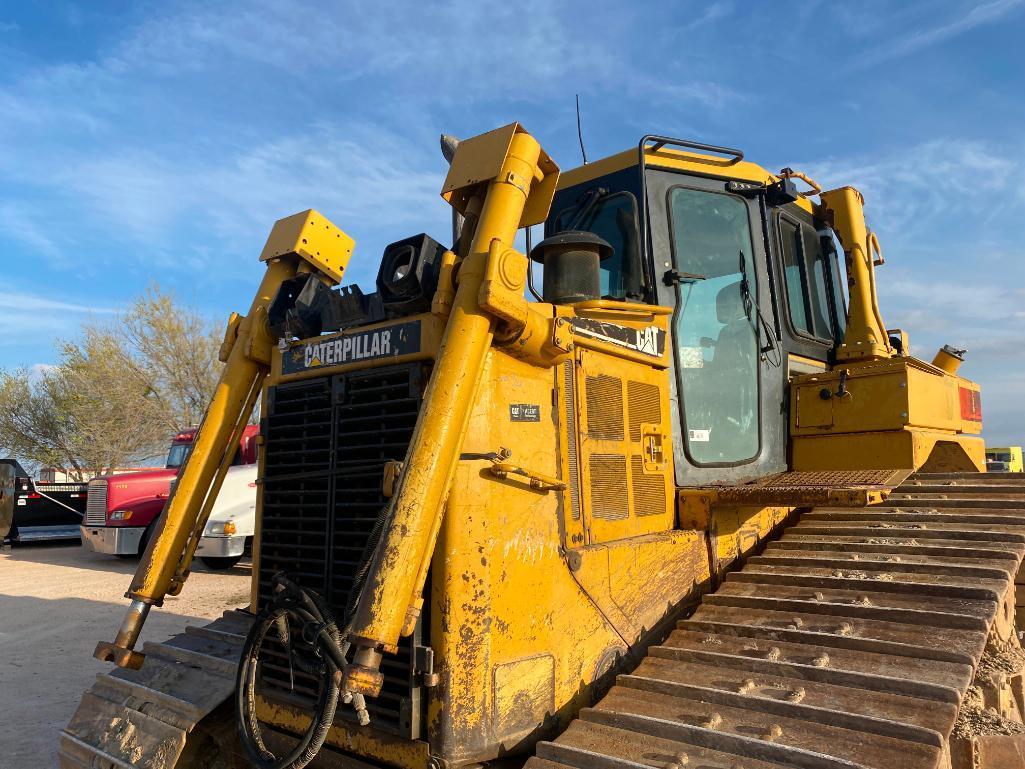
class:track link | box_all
[529,472,1025,769]
[58,610,253,769]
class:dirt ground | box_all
[0,541,251,768]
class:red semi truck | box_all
[80,424,259,558]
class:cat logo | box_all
[636,327,660,356]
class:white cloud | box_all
[0,294,120,376]
[28,363,57,385]
[845,0,1025,69]
[683,1,734,30]
[797,136,1025,444]
[799,139,1024,244]
[0,293,118,316]
[0,202,64,262]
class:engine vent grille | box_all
[586,375,624,440]
[627,380,661,442]
[589,454,629,520]
[631,456,666,516]
[563,361,581,521]
[84,480,108,526]
[258,363,429,737]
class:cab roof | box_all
[558,143,815,215]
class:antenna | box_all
[575,94,588,165]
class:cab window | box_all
[552,191,642,300]
[669,186,759,465]
[166,443,191,469]
[779,214,839,342]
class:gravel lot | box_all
[0,541,251,768]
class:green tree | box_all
[0,285,223,477]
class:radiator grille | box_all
[258,363,429,737]
[586,375,624,440]
[84,480,108,526]
[589,454,629,520]
[627,381,661,442]
[631,456,666,516]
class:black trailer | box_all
[1,459,87,543]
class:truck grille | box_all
[84,480,108,526]
[258,362,429,738]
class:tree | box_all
[0,285,224,477]
[0,369,84,477]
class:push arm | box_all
[820,186,893,363]
[96,210,354,669]
[344,125,560,695]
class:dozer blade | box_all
[58,610,252,769]
[529,472,1025,769]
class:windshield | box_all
[552,189,642,300]
[166,443,192,469]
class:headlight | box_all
[206,519,237,536]
[110,510,133,521]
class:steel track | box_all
[61,472,1025,768]
[528,472,1025,769]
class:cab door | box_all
[647,170,787,485]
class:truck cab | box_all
[986,445,1023,472]
[80,424,259,557]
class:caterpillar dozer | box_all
[61,124,1025,769]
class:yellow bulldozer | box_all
[60,124,1025,769]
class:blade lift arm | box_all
[819,185,894,363]
[96,211,354,670]
[342,124,563,697]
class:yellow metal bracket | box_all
[218,312,242,363]
[441,123,560,228]
[479,239,529,328]
[243,306,273,366]
[259,208,355,284]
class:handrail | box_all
[573,299,673,316]
[639,134,745,167]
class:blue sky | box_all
[2,0,1025,443]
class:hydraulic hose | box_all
[236,573,368,769]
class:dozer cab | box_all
[62,125,1025,769]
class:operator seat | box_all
[706,280,757,441]
[711,282,754,370]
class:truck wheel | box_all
[201,556,242,570]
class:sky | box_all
[2,0,1025,443]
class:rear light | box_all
[959,386,982,421]
[109,510,134,521]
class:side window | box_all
[828,234,848,335]
[779,214,838,342]
[779,219,809,334]
[553,192,641,299]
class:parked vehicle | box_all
[0,462,14,542]
[193,463,258,569]
[986,445,1023,472]
[1,458,87,543]
[80,424,259,557]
